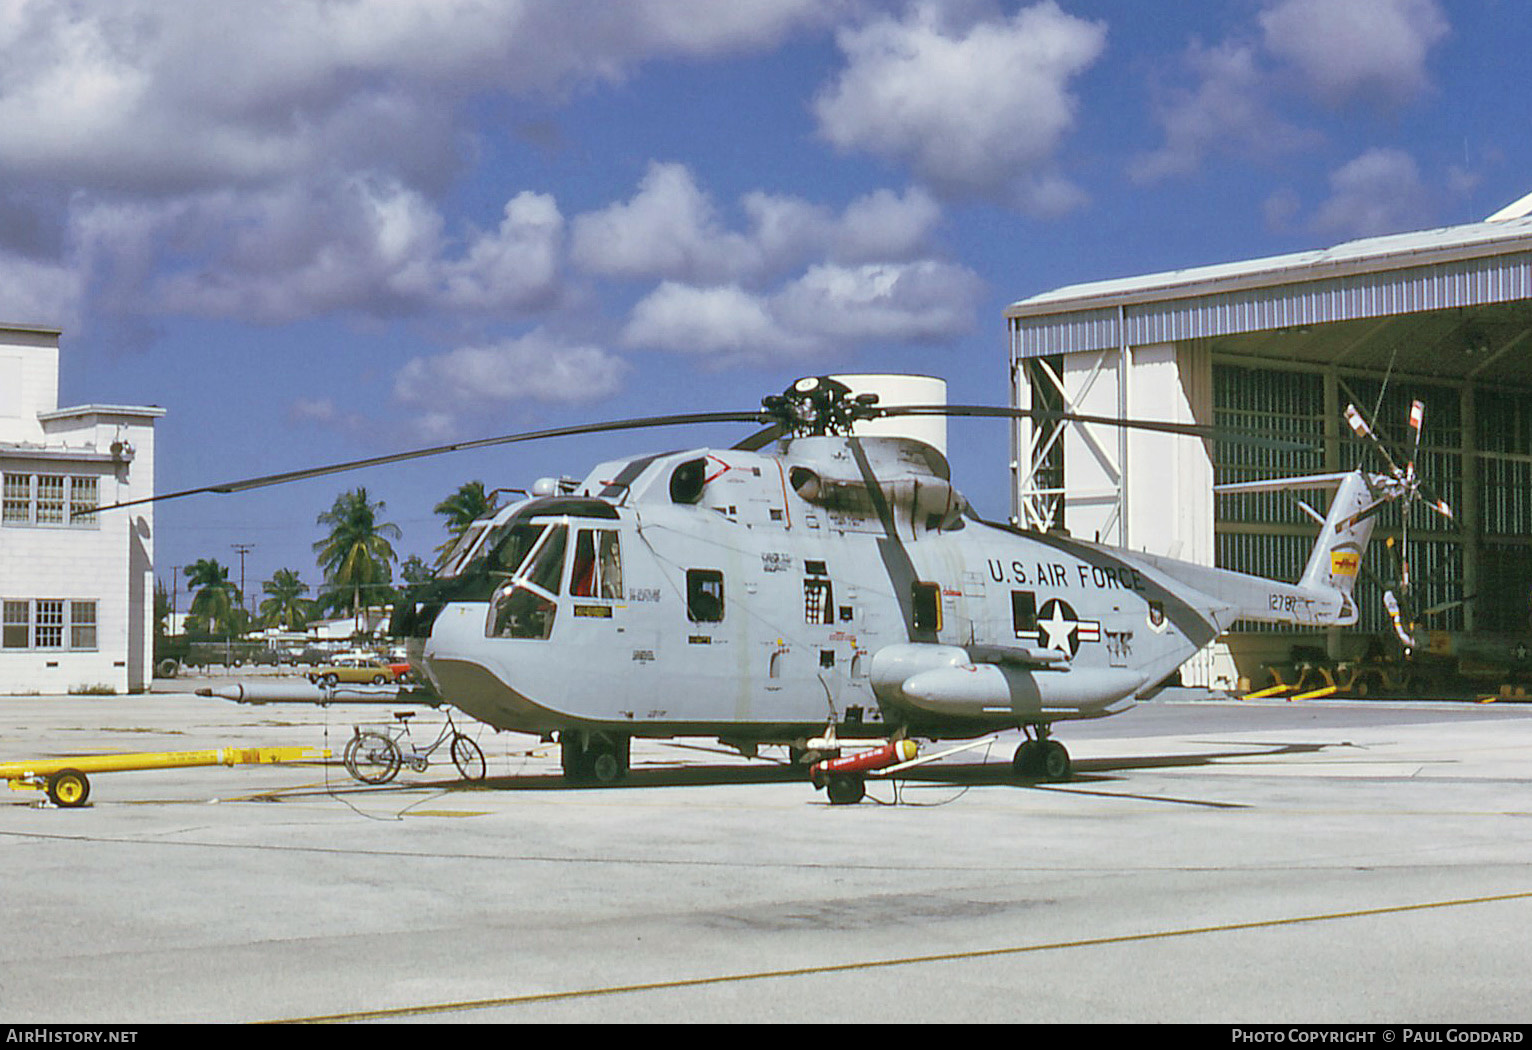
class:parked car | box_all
[306,655,402,687]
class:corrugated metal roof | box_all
[1008,214,1532,360]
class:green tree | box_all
[399,554,434,585]
[433,480,498,566]
[154,579,171,639]
[184,559,242,637]
[259,568,312,630]
[313,488,401,625]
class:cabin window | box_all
[686,569,725,623]
[570,529,623,599]
[911,581,942,633]
[1012,590,1037,638]
[804,580,833,625]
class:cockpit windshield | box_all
[486,523,567,641]
[440,522,490,577]
[486,522,549,578]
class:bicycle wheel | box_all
[450,733,486,781]
[344,730,402,784]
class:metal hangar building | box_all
[1005,203,1532,689]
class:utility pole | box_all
[231,544,255,616]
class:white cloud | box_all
[1259,0,1448,106]
[1133,0,1448,182]
[829,187,944,264]
[622,282,816,362]
[1310,148,1433,238]
[149,179,564,322]
[1131,40,1314,183]
[393,329,630,430]
[0,248,83,328]
[0,1,836,195]
[773,260,982,344]
[571,163,761,284]
[572,163,946,287]
[813,1,1106,211]
[621,260,983,364]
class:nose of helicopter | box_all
[419,602,565,735]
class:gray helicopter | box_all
[377,376,1438,802]
[124,374,1440,802]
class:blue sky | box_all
[4,0,1526,609]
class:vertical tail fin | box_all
[1211,469,1383,626]
[1298,470,1379,607]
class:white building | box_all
[0,325,163,694]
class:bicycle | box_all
[342,709,487,785]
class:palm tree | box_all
[313,488,401,626]
[259,568,312,630]
[433,480,498,566]
[184,559,241,637]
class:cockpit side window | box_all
[571,528,624,599]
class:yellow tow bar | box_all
[0,746,330,808]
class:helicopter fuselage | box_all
[409,434,1290,751]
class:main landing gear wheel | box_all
[450,733,487,781]
[825,774,866,806]
[46,768,90,808]
[1012,738,1072,783]
[561,731,630,785]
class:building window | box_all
[71,601,98,650]
[2,601,27,649]
[70,476,98,526]
[0,473,100,527]
[34,600,64,648]
[0,599,98,651]
[35,476,65,525]
[2,474,29,524]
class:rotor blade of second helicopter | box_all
[98,410,767,512]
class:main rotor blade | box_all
[98,410,767,511]
[731,423,786,451]
[879,404,1317,451]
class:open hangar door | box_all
[1008,216,1532,694]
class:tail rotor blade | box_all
[1337,498,1387,533]
[1406,399,1424,480]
